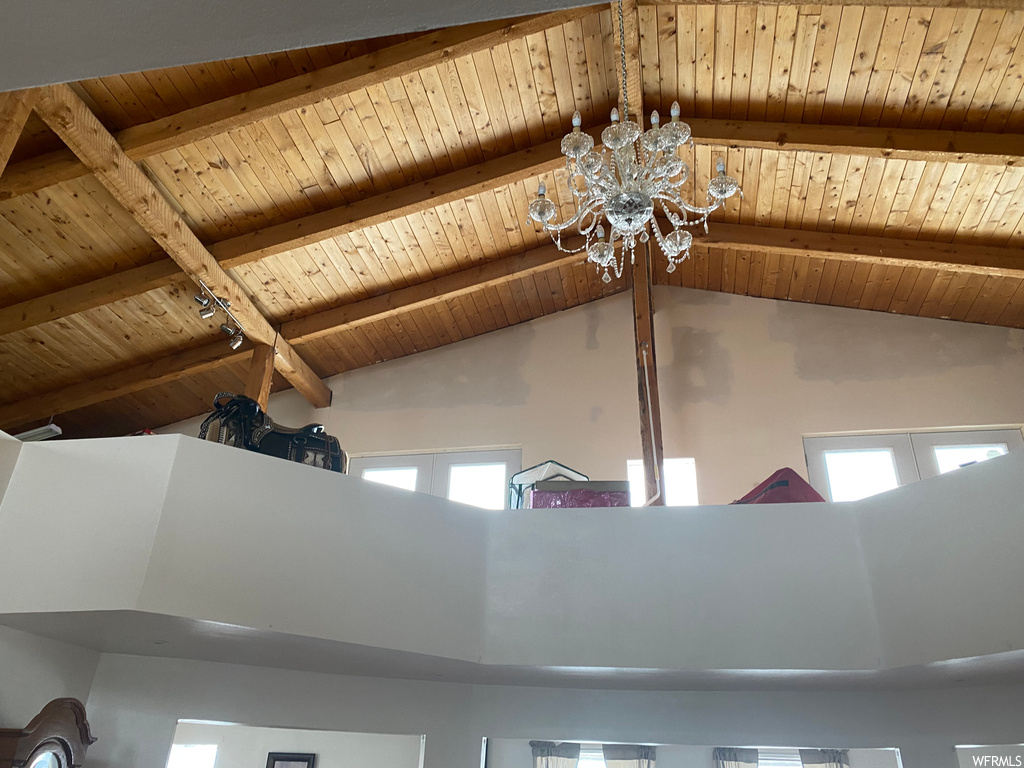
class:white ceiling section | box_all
[0,0,585,91]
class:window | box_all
[166,745,217,768]
[349,450,522,509]
[805,428,1023,502]
[577,745,606,768]
[758,749,802,768]
[627,458,699,506]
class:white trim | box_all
[804,433,918,502]
[432,449,522,509]
[348,454,435,494]
[910,428,1024,479]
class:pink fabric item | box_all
[530,489,631,508]
[732,467,826,504]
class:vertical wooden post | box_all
[244,343,276,411]
[613,0,665,503]
[0,89,37,177]
[632,243,666,504]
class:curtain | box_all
[799,750,850,768]
[531,742,581,768]
[711,748,758,768]
[603,744,656,768]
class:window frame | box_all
[910,428,1023,479]
[804,433,918,502]
[804,428,1023,502]
[431,449,522,509]
[626,457,699,507]
[349,449,522,509]
[348,453,435,494]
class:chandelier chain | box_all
[618,0,628,122]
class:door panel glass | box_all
[362,467,418,491]
[447,463,507,509]
[933,444,1008,474]
[824,449,899,502]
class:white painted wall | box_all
[485,739,899,768]
[170,721,422,768]
[82,653,1024,768]
[0,623,99,727]
[159,287,1024,506]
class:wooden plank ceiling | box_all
[2,0,1024,438]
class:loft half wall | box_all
[0,432,1022,689]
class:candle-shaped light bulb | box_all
[610,107,620,123]
[538,181,547,196]
[670,101,681,120]
[596,224,606,239]
[572,110,582,129]
[650,110,660,127]
[716,158,726,174]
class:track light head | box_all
[194,294,211,308]
[199,306,216,319]
[228,333,244,350]
[220,323,236,336]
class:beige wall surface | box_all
[160,287,1024,505]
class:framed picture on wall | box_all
[266,753,316,768]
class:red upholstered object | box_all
[732,467,826,504]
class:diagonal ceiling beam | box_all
[0,89,37,177]
[0,241,586,430]
[0,6,602,200]
[4,116,1019,337]
[0,126,605,335]
[32,83,332,408]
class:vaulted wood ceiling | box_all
[1,0,1023,438]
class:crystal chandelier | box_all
[526,0,742,283]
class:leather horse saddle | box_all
[198,392,348,473]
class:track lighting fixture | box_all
[194,279,247,349]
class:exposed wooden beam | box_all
[0,341,250,430]
[281,241,582,343]
[699,224,1024,279]
[631,242,665,506]
[3,113,1021,337]
[244,344,276,411]
[0,259,180,335]
[0,89,37,177]
[32,83,331,409]
[0,243,585,429]
[0,127,604,335]
[683,118,1024,168]
[640,0,1017,7]
[0,7,601,200]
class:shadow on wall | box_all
[334,322,535,411]
[769,301,1021,384]
[664,325,733,409]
